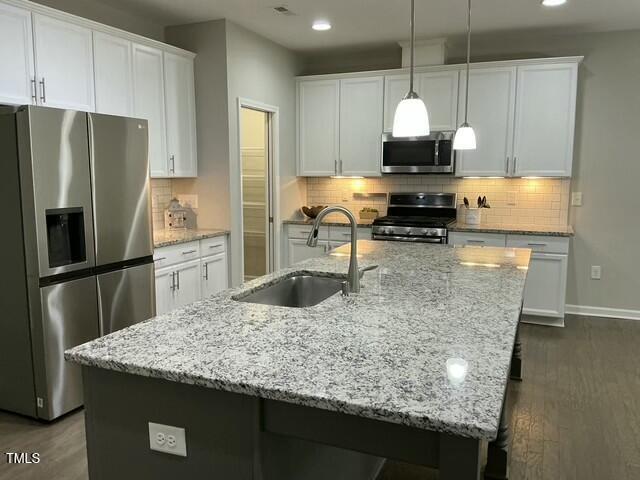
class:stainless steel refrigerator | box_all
[0,106,155,420]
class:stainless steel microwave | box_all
[381,131,455,174]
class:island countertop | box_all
[66,240,530,441]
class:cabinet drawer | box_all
[287,224,329,240]
[200,236,226,255]
[506,235,569,254]
[329,226,372,241]
[448,232,506,247]
[153,240,200,268]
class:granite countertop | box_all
[153,228,230,248]
[450,222,574,237]
[283,217,375,228]
[66,240,530,441]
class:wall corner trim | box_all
[565,304,640,321]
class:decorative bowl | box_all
[301,206,327,218]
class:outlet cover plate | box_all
[149,422,187,457]
[591,265,602,280]
[571,192,583,206]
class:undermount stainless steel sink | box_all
[234,274,344,308]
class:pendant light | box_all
[454,0,477,150]
[392,0,430,138]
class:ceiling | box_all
[99,0,640,51]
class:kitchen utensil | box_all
[477,196,482,208]
[463,197,469,208]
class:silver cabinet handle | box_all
[339,158,343,175]
[170,271,176,291]
[155,257,166,261]
[208,244,223,250]
[341,233,352,237]
[467,239,485,244]
[527,243,547,247]
[39,78,46,103]
[170,155,175,173]
[30,78,37,103]
[334,158,338,175]
[182,249,197,255]
[203,263,209,280]
[506,157,510,175]
[513,157,518,176]
[176,271,180,290]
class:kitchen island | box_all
[66,240,530,480]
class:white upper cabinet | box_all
[512,63,578,177]
[297,79,340,176]
[339,76,383,177]
[93,32,134,117]
[383,71,459,132]
[132,43,168,177]
[456,66,517,177]
[32,14,95,112]
[163,52,197,177]
[0,3,35,105]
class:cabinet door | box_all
[456,67,516,177]
[173,259,202,309]
[201,253,228,299]
[154,266,175,316]
[297,80,339,176]
[512,63,578,177]
[339,76,384,177]
[383,71,459,132]
[133,43,168,177]
[522,253,568,318]
[287,239,329,267]
[0,3,35,105]
[93,32,133,116]
[164,52,197,177]
[32,14,95,111]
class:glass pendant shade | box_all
[453,123,477,150]
[392,94,430,137]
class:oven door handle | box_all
[373,235,445,244]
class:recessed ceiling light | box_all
[541,0,567,6]
[312,20,332,31]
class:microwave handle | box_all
[434,140,440,166]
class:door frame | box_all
[235,98,281,282]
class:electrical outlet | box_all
[507,191,517,206]
[571,192,583,206]
[149,422,187,457]
[591,265,602,280]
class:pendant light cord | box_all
[464,0,472,124]
[409,0,415,94]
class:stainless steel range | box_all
[372,192,457,244]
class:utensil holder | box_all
[465,208,481,225]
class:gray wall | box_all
[166,20,232,232]
[301,29,640,313]
[225,21,306,285]
[32,0,165,40]
[300,44,402,76]
[167,20,306,286]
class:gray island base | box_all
[68,241,531,480]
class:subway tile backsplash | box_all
[150,179,173,232]
[306,176,570,226]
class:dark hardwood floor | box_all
[1,315,639,480]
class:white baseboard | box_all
[565,304,640,321]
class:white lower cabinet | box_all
[284,224,373,267]
[201,253,228,299]
[153,235,228,315]
[449,231,569,326]
[154,267,175,316]
[521,253,568,319]
[287,239,329,266]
